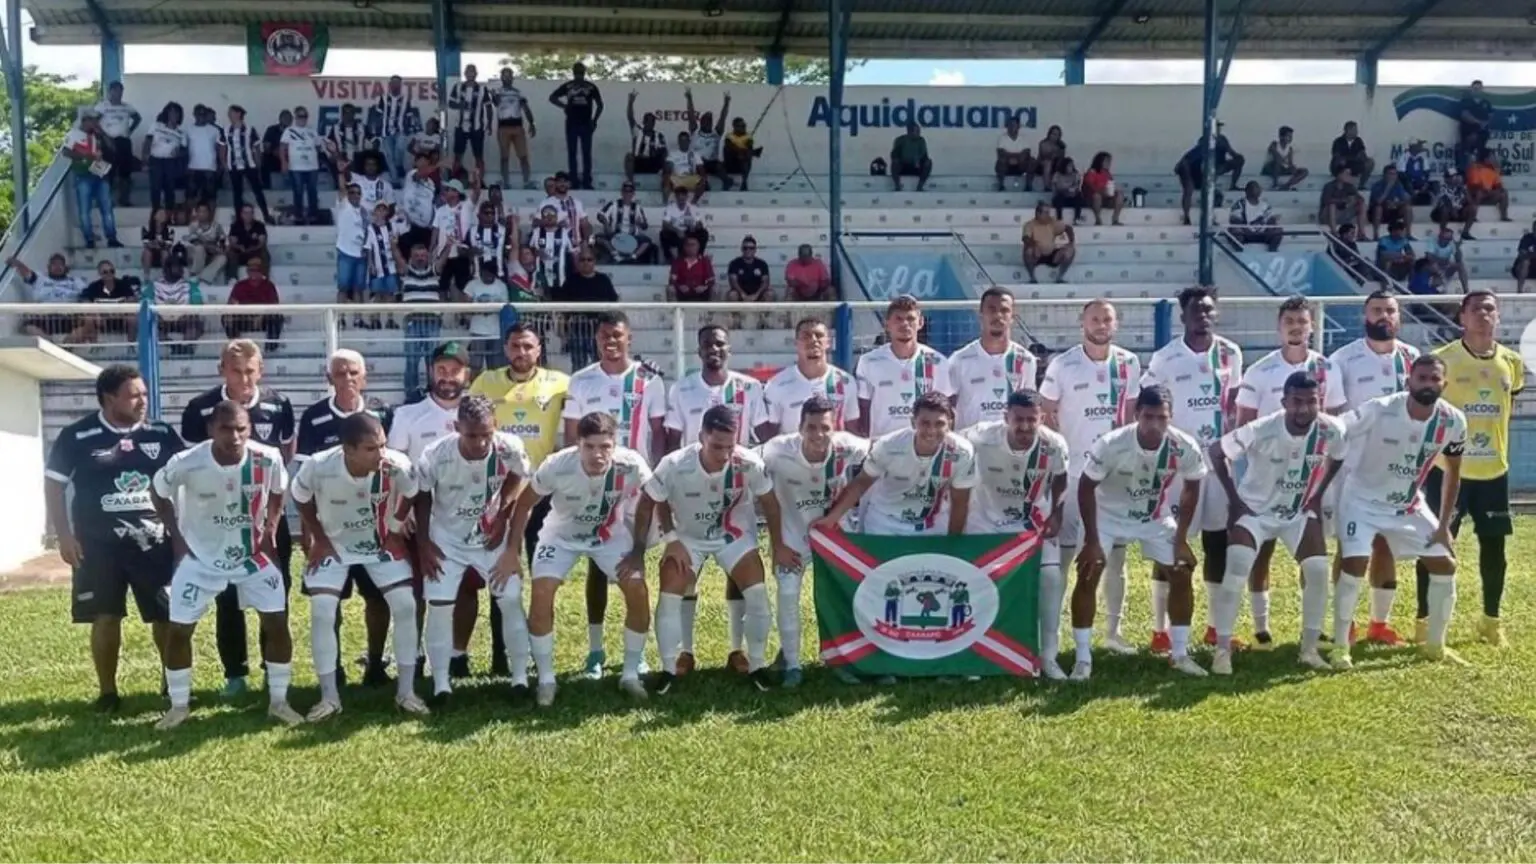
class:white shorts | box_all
[1058,473,1085,548]
[423,541,508,602]
[1233,512,1316,558]
[169,557,286,625]
[1093,512,1178,567]
[1336,499,1450,562]
[676,533,760,583]
[306,558,413,595]
[530,538,634,583]
[1185,473,1229,536]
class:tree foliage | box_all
[500,54,860,85]
[0,67,94,234]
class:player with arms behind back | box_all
[947,287,1038,430]
[854,295,955,439]
[760,318,860,437]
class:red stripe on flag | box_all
[822,641,878,666]
[811,527,878,570]
[973,641,1029,676]
[821,630,865,650]
[975,532,1042,580]
[985,628,1038,667]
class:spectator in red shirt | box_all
[667,235,715,305]
[784,243,833,302]
[1083,151,1124,227]
[224,255,283,353]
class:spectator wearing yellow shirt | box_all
[1420,292,1525,647]
[722,117,761,192]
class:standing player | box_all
[179,339,297,697]
[1073,386,1206,680]
[624,405,782,693]
[290,413,425,719]
[412,395,531,706]
[499,412,652,705]
[151,401,302,729]
[1139,287,1243,651]
[854,295,955,439]
[1207,373,1346,674]
[947,287,1038,430]
[1331,356,1467,668]
[1039,299,1141,654]
[760,318,860,437]
[44,365,183,711]
[1423,292,1523,647]
[961,390,1070,677]
[1233,295,1346,649]
[759,395,870,687]
[563,311,667,679]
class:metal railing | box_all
[0,153,74,300]
[1315,229,1461,343]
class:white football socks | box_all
[656,593,683,674]
[1169,625,1190,660]
[1370,586,1396,624]
[1426,573,1457,647]
[679,596,697,654]
[776,567,803,670]
[1038,563,1065,663]
[1251,589,1271,634]
[530,632,556,686]
[496,587,529,687]
[1299,556,1330,652]
[741,583,771,671]
[727,598,746,653]
[266,662,292,707]
[587,623,604,655]
[425,603,455,695]
[1103,546,1128,638]
[621,628,646,682]
[1332,573,1364,646]
[1151,580,1171,633]
[1216,545,1257,647]
[309,594,341,704]
[166,667,192,710]
[1072,627,1093,666]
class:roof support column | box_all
[1064,52,1085,86]
[431,0,460,119]
[1197,0,1245,286]
[100,35,123,93]
[827,0,848,298]
[765,52,785,85]
[3,0,27,230]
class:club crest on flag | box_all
[860,555,996,655]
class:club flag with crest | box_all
[247,22,330,76]
[811,529,1042,678]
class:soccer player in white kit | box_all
[1074,386,1206,680]
[854,295,955,439]
[625,405,783,693]
[947,287,1039,430]
[1327,290,1419,646]
[760,318,860,437]
[1233,295,1346,649]
[291,413,425,719]
[1208,372,1347,675]
[961,390,1070,678]
[1039,298,1141,654]
[1139,287,1244,652]
[412,395,532,706]
[759,395,869,688]
[1331,356,1468,669]
[500,412,653,705]
[150,401,303,730]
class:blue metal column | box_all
[100,35,123,91]
[1064,52,1085,86]
[4,0,26,230]
[827,0,847,299]
[1197,0,1218,285]
[430,0,460,116]
[765,52,785,85]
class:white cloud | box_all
[928,68,966,87]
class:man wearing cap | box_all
[62,107,122,249]
[432,173,481,298]
[93,81,141,207]
[1261,125,1309,191]
[1397,138,1433,203]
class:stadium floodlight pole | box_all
[1197,0,1218,286]
[827,0,848,300]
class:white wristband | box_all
[660,531,679,545]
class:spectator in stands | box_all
[1374,219,1415,282]
[1431,169,1476,239]
[151,259,204,357]
[1175,124,1245,224]
[1404,258,1458,336]
[550,62,603,190]
[1260,125,1309,191]
[281,107,322,226]
[1033,124,1066,191]
[182,202,227,283]
[1229,181,1282,251]
[667,130,707,201]
[667,235,715,305]
[334,177,370,325]
[8,253,87,342]
[595,181,657,265]
[686,88,731,189]
[507,245,540,298]
[539,171,592,242]
[1329,121,1374,181]
[1396,138,1433,203]
[726,235,773,327]
[1421,223,1470,294]
[448,65,493,182]
[363,200,406,331]
[1329,223,1369,283]
[224,105,269,224]
[623,92,669,189]
[889,122,932,192]
[723,116,760,192]
[493,67,537,191]
[142,101,187,223]
[1514,219,1536,292]
[375,76,414,186]
[1368,164,1412,240]
[470,198,508,284]
[353,152,395,216]
[94,81,141,207]
[140,207,180,275]
[410,116,445,163]
[400,243,444,397]
[1083,152,1123,227]
[62,108,121,250]
[465,259,508,370]
[1459,80,1492,166]
[81,259,140,344]
[224,255,283,354]
[526,204,578,297]
[1318,166,1365,233]
[1022,201,1074,284]
[433,176,480,299]
[185,105,223,210]
[1466,148,1511,226]
[994,115,1033,192]
[325,102,370,185]
[784,243,833,303]
[401,151,441,254]
[556,250,618,370]
[259,109,290,191]
[661,184,709,262]
[1050,157,1084,224]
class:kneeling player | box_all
[500,412,652,705]
[1208,372,1346,674]
[962,391,1070,678]
[291,413,425,719]
[625,404,782,693]
[760,395,869,688]
[1074,386,1205,680]
[414,395,532,706]
[1332,356,1468,669]
[151,401,302,730]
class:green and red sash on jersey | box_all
[720,375,752,442]
[1282,421,1330,519]
[822,444,851,503]
[916,442,959,530]
[1206,341,1236,437]
[1404,405,1451,514]
[619,364,652,450]
[1106,350,1135,422]
[1144,435,1181,523]
[371,467,401,561]
[475,450,511,541]
[910,350,939,401]
[1018,436,1052,522]
[593,465,628,543]
[719,456,749,541]
[239,451,272,573]
[823,370,849,429]
[1392,344,1412,391]
[811,528,1043,678]
[245,22,329,76]
[1304,354,1330,406]
[1002,346,1031,393]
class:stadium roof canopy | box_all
[23,0,1536,61]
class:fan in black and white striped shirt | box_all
[374,76,414,184]
[325,103,371,179]
[448,64,494,178]
[595,182,657,264]
[224,105,271,223]
[469,201,508,278]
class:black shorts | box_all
[71,538,174,623]
[633,154,665,175]
[453,129,486,159]
[1422,468,1513,538]
[674,289,713,303]
[498,118,524,129]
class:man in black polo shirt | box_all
[45,365,184,711]
[179,339,297,697]
[726,235,773,328]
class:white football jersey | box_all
[855,343,956,439]
[961,421,1069,534]
[290,446,418,564]
[664,370,769,445]
[1341,392,1467,516]
[859,428,978,535]
[1219,410,1347,519]
[1140,336,1244,446]
[414,432,531,555]
[759,431,869,551]
[644,443,773,545]
[152,440,287,573]
[1038,343,1141,475]
[1082,424,1207,525]
[1236,349,1347,418]
[946,339,1038,430]
[761,363,860,432]
[562,361,668,462]
[1328,338,1420,411]
[387,396,459,463]
[531,445,652,547]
